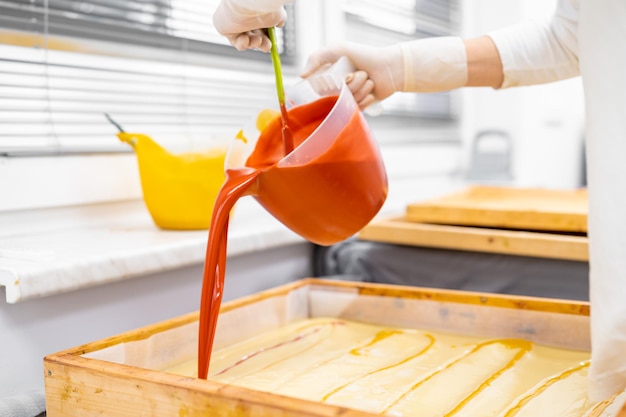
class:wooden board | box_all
[406,186,588,233]
[359,217,589,261]
[44,279,625,417]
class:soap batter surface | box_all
[168,318,601,416]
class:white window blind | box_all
[0,0,295,156]
[341,0,460,120]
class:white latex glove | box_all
[301,37,468,109]
[213,0,291,52]
[301,42,403,109]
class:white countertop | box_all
[0,197,304,304]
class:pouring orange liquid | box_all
[197,94,387,379]
[279,101,294,155]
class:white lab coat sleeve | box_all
[401,37,467,93]
[579,0,626,403]
[487,0,580,88]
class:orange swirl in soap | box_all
[168,318,597,416]
[383,339,532,415]
[213,320,344,378]
[323,332,436,402]
[502,361,590,417]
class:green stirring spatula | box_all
[266,27,294,155]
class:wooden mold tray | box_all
[405,186,588,233]
[44,278,625,416]
[359,217,589,261]
[359,186,589,260]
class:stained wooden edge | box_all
[44,354,377,417]
[406,205,588,233]
[359,216,589,261]
[405,185,588,233]
[311,278,589,316]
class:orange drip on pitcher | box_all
[279,102,294,155]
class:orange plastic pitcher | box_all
[227,78,388,245]
[116,132,227,230]
[197,67,388,379]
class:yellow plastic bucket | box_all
[118,132,227,230]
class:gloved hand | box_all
[213,0,290,52]
[301,37,468,109]
[301,42,403,109]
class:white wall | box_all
[461,0,586,189]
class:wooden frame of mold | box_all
[43,278,624,417]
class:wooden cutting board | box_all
[359,217,589,261]
[405,186,588,233]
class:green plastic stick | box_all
[266,27,294,154]
[267,27,286,109]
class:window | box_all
[0,0,296,156]
[341,0,461,120]
[0,0,460,212]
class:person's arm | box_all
[213,0,292,52]
[300,37,466,109]
[487,0,579,87]
[301,35,505,109]
[464,36,504,88]
[303,0,578,109]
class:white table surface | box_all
[0,197,303,303]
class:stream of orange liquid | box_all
[197,95,386,378]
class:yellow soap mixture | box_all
[167,318,605,417]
